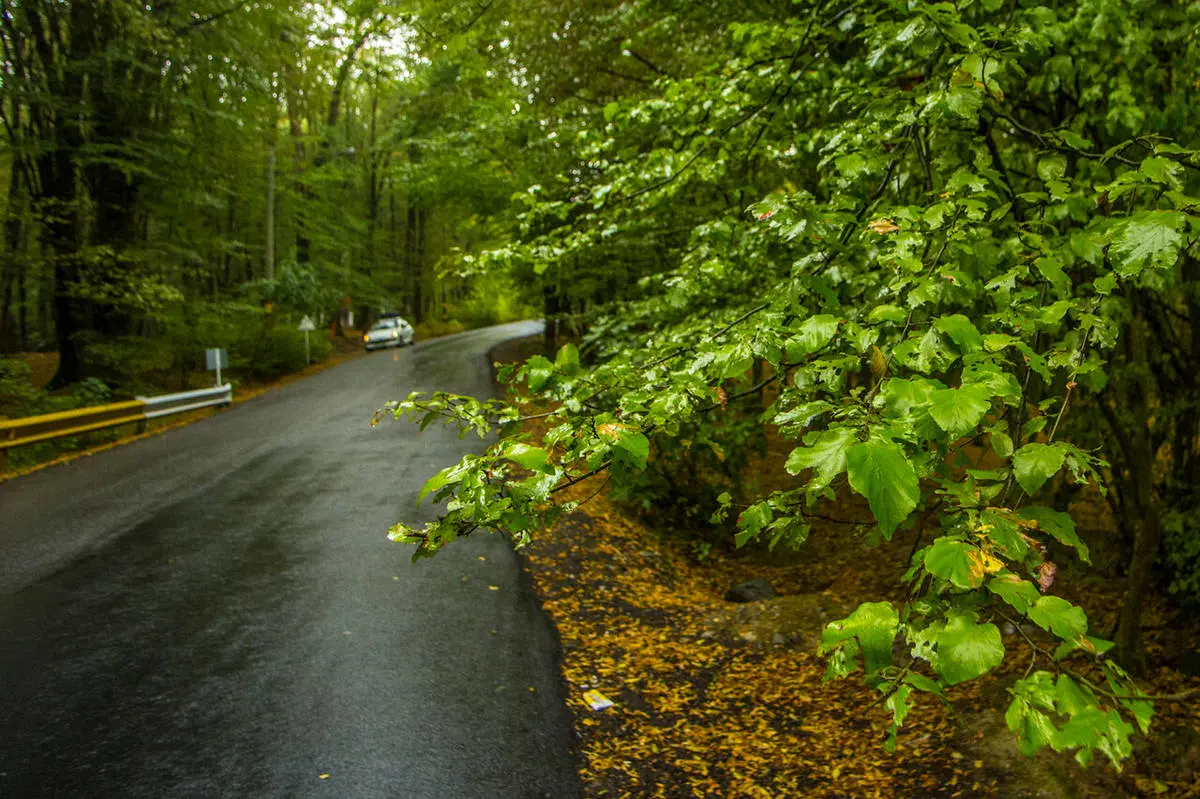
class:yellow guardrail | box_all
[0,384,232,470]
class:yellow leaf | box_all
[867,218,900,234]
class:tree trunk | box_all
[265,141,276,279]
[406,204,424,323]
[543,282,560,356]
[1112,308,1159,674]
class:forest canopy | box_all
[379,0,1200,770]
[0,0,533,393]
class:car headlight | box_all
[391,330,399,339]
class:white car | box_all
[363,317,414,350]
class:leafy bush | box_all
[80,335,175,394]
[611,415,765,539]
[0,359,48,418]
[244,326,330,378]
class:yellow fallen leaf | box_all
[319,773,330,779]
[488,585,499,591]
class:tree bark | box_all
[543,282,561,356]
[406,204,425,323]
[265,141,275,279]
[1111,308,1159,674]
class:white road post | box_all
[299,316,316,365]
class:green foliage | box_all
[381,0,1200,768]
[0,359,48,417]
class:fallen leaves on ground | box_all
[494,336,1200,798]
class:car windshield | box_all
[370,320,396,330]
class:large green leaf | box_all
[1111,210,1185,276]
[819,601,899,679]
[933,314,983,354]
[785,427,856,492]
[735,501,773,547]
[924,538,997,589]
[1028,595,1088,640]
[524,355,555,391]
[988,574,1042,614]
[613,429,650,469]
[929,385,992,438]
[846,441,920,537]
[921,538,969,585]
[930,613,1004,685]
[504,442,550,471]
[784,314,839,361]
[1012,443,1066,495]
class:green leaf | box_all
[929,385,992,438]
[933,314,983,354]
[1139,156,1180,185]
[901,328,956,374]
[525,355,555,391]
[991,429,1014,458]
[820,601,899,679]
[945,85,983,118]
[613,429,650,469]
[1055,674,1096,716]
[554,343,581,373]
[1111,211,1185,277]
[869,305,908,324]
[1012,443,1067,495]
[736,501,773,547]
[785,314,839,360]
[924,538,988,589]
[1019,506,1090,563]
[988,574,1042,614]
[418,469,452,504]
[786,427,856,492]
[978,509,1029,559]
[505,443,550,471]
[1007,699,1057,757]
[1028,595,1088,640]
[930,612,1004,685]
[1035,255,1071,293]
[847,441,920,538]
[884,683,913,751]
[1037,155,1067,184]
[904,672,946,696]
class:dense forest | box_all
[4,0,1200,775]
[0,0,534,397]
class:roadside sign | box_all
[205,348,228,369]
[298,317,315,365]
[205,348,228,386]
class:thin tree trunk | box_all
[406,203,424,323]
[265,141,275,279]
[1112,307,1159,674]
[543,282,560,356]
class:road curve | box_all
[0,320,581,798]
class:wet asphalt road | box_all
[0,320,581,798]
